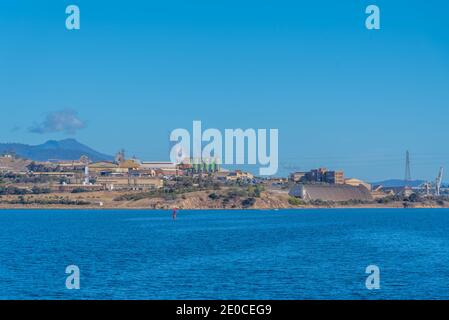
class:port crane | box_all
[419,167,444,196]
[435,167,444,196]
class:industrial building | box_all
[289,184,373,202]
[290,168,344,184]
[344,178,372,191]
[96,176,163,191]
[140,161,182,176]
[225,170,254,181]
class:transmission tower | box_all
[404,150,411,187]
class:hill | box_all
[0,139,113,162]
[371,179,425,188]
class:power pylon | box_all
[405,150,411,187]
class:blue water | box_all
[1,208,449,299]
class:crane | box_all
[419,181,431,196]
[418,167,444,196]
[435,167,444,196]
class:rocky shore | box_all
[1,189,448,210]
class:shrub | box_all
[310,199,332,206]
[247,185,264,198]
[31,186,51,194]
[71,187,89,194]
[288,196,304,206]
[241,197,256,208]
[407,193,421,203]
[208,193,220,200]
[377,196,394,204]
[0,186,29,195]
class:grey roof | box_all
[289,184,373,201]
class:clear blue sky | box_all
[1,0,449,181]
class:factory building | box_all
[344,178,372,191]
[140,161,182,176]
[289,184,373,202]
[89,161,119,175]
[189,158,221,174]
[96,176,163,191]
[324,170,344,184]
[290,168,344,184]
[225,170,254,181]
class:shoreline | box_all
[1,189,448,211]
[1,204,448,210]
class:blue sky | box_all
[1,0,449,181]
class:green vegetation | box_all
[376,195,395,204]
[0,172,59,184]
[288,197,373,207]
[338,199,373,205]
[309,199,333,206]
[27,162,61,173]
[114,189,181,202]
[288,196,305,206]
[114,179,264,204]
[0,186,28,195]
[247,185,264,197]
[71,187,90,193]
[212,186,264,208]
[224,186,264,199]
[241,197,256,208]
[0,186,51,195]
[3,196,90,206]
[407,193,422,203]
[31,186,51,194]
[208,193,220,200]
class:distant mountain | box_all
[0,139,113,162]
[371,179,426,188]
